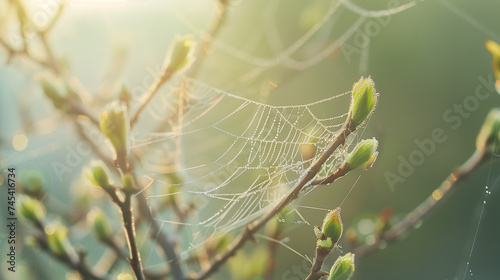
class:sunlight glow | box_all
[12,134,28,151]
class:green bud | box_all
[71,180,91,210]
[349,77,378,126]
[39,75,67,110]
[118,84,131,108]
[317,237,332,248]
[344,138,378,171]
[85,160,111,190]
[321,207,343,245]
[46,222,72,257]
[99,102,130,159]
[485,40,500,82]
[476,108,500,154]
[20,169,46,199]
[165,35,194,73]
[18,194,45,224]
[122,173,136,192]
[328,253,355,280]
[88,208,113,241]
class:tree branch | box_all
[130,68,174,126]
[38,0,68,34]
[185,0,227,78]
[353,149,490,257]
[305,245,332,280]
[192,118,357,280]
[31,222,108,280]
[120,192,146,280]
[136,191,186,280]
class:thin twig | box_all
[121,192,146,280]
[38,0,68,34]
[31,221,108,280]
[103,237,129,260]
[305,246,333,280]
[185,0,227,78]
[353,149,489,257]
[193,119,357,280]
[305,169,353,280]
[34,235,109,280]
[136,191,186,280]
[74,121,114,168]
[101,183,146,280]
[39,32,63,75]
[130,69,174,126]
[102,233,171,279]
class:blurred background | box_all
[1,0,500,279]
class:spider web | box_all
[178,0,417,81]
[133,74,356,258]
[129,0,418,267]
[0,0,422,274]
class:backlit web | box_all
[133,75,352,255]
[128,0,419,267]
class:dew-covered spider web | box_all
[127,0,419,268]
[131,74,360,260]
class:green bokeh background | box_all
[1,0,500,279]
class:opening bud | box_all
[349,77,378,126]
[18,194,45,224]
[99,102,130,160]
[38,74,67,111]
[328,253,355,280]
[46,222,74,258]
[165,35,194,73]
[20,169,46,199]
[321,207,343,245]
[85,160,111,190]
[344,138,379,172]
[88,208,113,241]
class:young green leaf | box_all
[328,253,355,280]
[344,138,379,171]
